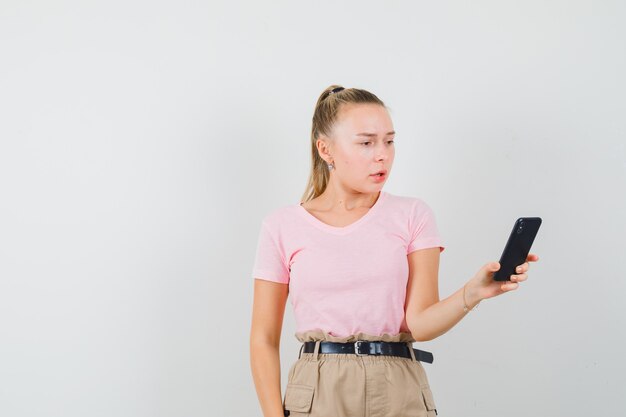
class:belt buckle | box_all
[354,340,367,356]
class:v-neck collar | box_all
[296,191,387,235]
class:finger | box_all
[527,253,539,262]
[487,262,500,277]
[510,273,527,282]
[515,263,528,273]
[501,282,519,291]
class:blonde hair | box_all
[300,85,386,203]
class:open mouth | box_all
[370,171,387,180]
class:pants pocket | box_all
[283,383,315,415]
[420,385,438,416]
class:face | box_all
[319,103,395,192]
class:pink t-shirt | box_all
[251,190,445,338]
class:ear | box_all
[316,136,333,162]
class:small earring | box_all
[327,161,334,170]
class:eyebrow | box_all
[355,131,396,137]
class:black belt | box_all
[301,341,433,364]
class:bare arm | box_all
[250,278,289,417]
[404,247,535,341]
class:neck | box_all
[318,187,381,211]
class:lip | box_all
[370,170,387,182]
[370,169,388,176]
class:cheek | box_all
[344,153,371,167]
[355,147,376,158]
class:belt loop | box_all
[312,340,321,361]
[407,342,417,362]
[298,343,304,359]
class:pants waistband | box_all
[299,340,434,363]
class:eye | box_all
[361,140,394,146]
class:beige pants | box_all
[282,330,438,417]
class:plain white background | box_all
[1,1,624,416]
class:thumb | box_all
[489,261,500,271]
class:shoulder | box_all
[383,191,432,213]
[258,203,299,229]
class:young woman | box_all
[250,85,539,417]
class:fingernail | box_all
[516,266,522,272]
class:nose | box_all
[375,142,391,161]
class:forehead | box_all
[334,103,393,134]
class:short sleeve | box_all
[407,199,446,254]
[251,219,290,284]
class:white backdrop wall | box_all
[1,1,624,416]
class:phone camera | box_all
[517,226,523,234]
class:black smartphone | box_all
[492,217,542,281]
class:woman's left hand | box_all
[466,253,539,305]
